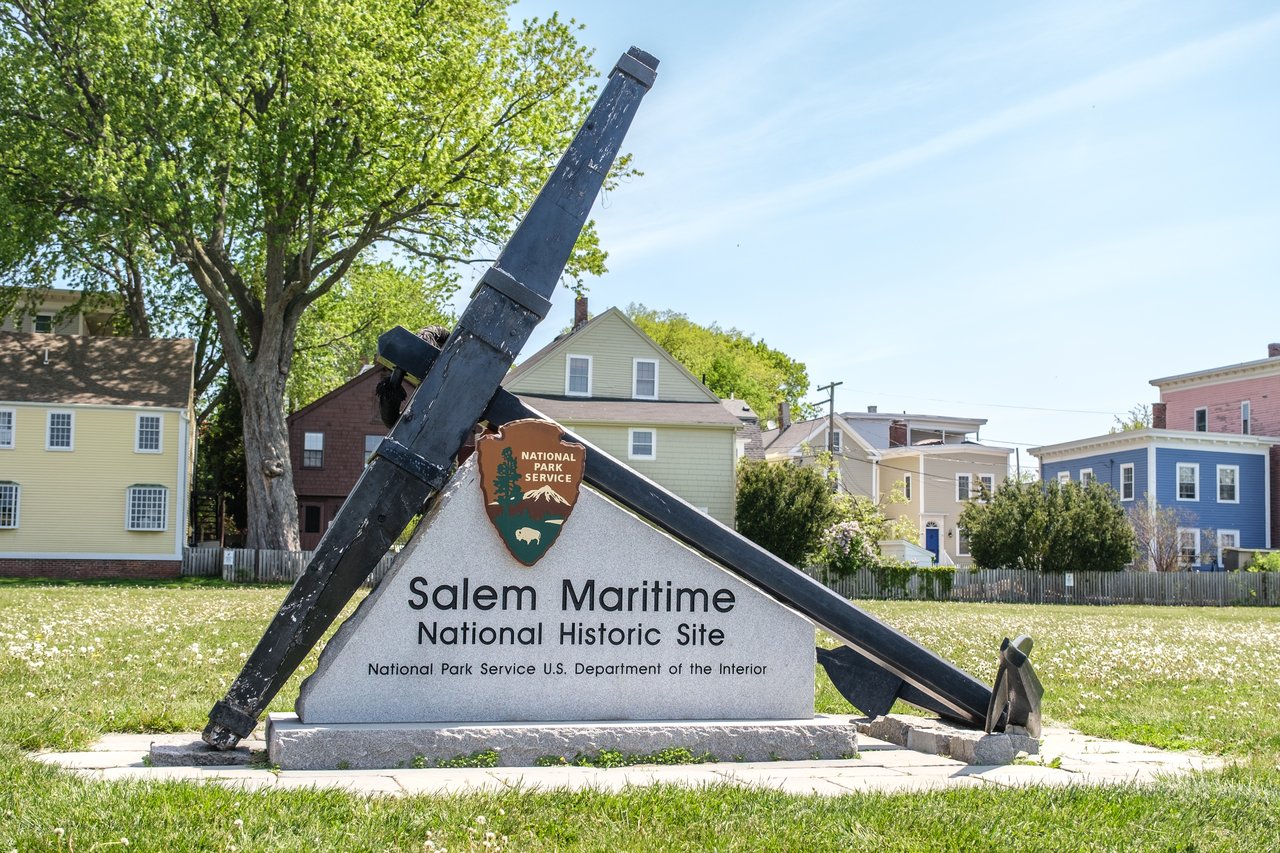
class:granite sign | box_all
[296,453,815,724]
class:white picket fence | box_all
[807,567,1280,607]
[182,547,396,587]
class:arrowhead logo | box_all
[477,419,586,566]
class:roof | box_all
[515,395,741,428]
[0,332,195,408]
[1029,428,1280,460]
[721,398,765,460]
[841,411,987,430]
[1149,352,1280,390]
[760,415,880,459]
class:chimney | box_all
[889,420,908,448]
[1269,343,1280,358]
[573,296,589,331]
[1152,402,1167,430]
[778,401,791,431]
[867,405,878,414]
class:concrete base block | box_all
[855,715,1038,765]
[266,713,859,770]
[149,740,253,767]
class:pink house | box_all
[1150,343,1280,545]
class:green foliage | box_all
[1109,404,1153,433]
[819,479,917,576]
[535,747,715,768]
[735,460,835,565]
[626,304,811,421]
[1247,552,1280,572]
[869,562,957,599]
[959,479,1135,572]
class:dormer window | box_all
[633,359,658,399]
[566,355,592,397]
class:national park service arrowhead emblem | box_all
[477,419,586,566]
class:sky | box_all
[463,0,1280,461]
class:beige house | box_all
[1,287,119,336]
[502,303,742,526]
[761,407,1012,567]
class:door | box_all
[924,522,940,562]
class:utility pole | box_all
[816,381,843,491]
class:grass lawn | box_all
[2,579,1279,850]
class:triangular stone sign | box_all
[297,457,815,724]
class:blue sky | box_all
[477,1,1280,458]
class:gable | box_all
[505,309,717,403]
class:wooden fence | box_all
[806,567,1280,607]
[182,547,396,587]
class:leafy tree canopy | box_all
[1110,404,1152,433]
[959,479,1135,572]
[626,304,811,422]
[735,459,835,565]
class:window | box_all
[126,485,168,531]
[1242,401,1251,435]
[1194,407,1207,432]
[136,414,162,453]
[1218,530,1239,568]
[0,483,19,528]
[956,473,971,501]
[1079,468,1095,485]
[628,428,656,460]
[302,432,324,468]
[565,355,592,396]
[0,409,13,449]
[1176,463,1198,501]
[46,411,73,450]
[903,474,912,501]
[34,314,52,333]
[978,473,995,500]
[364,435,382,465]
[1177,527,1200,566]
[632,359,658,399]
[1120,463,1135,501]
[956,527,970,557]
[830,430,842,453]
[1217,465,1239,503]
[1056,471,1070,485]
[303,505,323,534]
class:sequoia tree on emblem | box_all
[477,419,586,566]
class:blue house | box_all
[1030,429,1276,569]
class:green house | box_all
[503,303,743,526]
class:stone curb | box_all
[854,715,1038,765]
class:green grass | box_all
[3,582,1280,850]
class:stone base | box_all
[854,714,1038,765]
[149,740,254,767]
[266,713,859,770]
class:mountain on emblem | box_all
[477,419,586,566]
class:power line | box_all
[838,389,1124,416]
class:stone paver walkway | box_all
[33,726,1224,796]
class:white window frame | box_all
[135,413,163,453]
[1241,401,1251,435]
[628,428,656,461]
[565,354,592,397]
[125,485,168,532]
[1217,530,1239,568]
[1119,463,1135,501]
[302,431,325,469]
[830,430,842,453]
[1079,468,1094,486]
[1177,527,1200,566]
[956,473,972,501]
[0,408,14,449]
[0,482,19,528]
[46,410,74,451]
[1176,462,1199,501]
[1056,470,1070,485]
[1216,464,1239,504]
[632,358,658,400]
[1194,407,1207,432]
[955,526,970,557]
[34,314,53,333]
[364,435,382,466]
[977,473,995,501]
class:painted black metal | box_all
[373,438,452,491]
[985,635,1043,737]
[816,645,955,720]
[471,267,552,320]
[201,47,658,750]
[375,328,1002,729]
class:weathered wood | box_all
[202,48,659,749]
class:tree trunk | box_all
[235,357,300,551]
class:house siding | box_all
[1153,447,1268,549]
[510,313,712,402]
[1039,448,1150,503]
[1161,375,1280,436]
[0,403,186,560]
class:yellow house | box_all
[0,332,195,578]
[502,303,743,526]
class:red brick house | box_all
[286,367,389,550]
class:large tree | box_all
[735,459,835,566]
[626,304,812,422]
[959,479,1135,572]
[1,0,611,547]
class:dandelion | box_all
[475,815,487,826]
[233,819,244,829]
[53,828,65,837]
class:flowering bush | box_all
[822,520,880,575]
